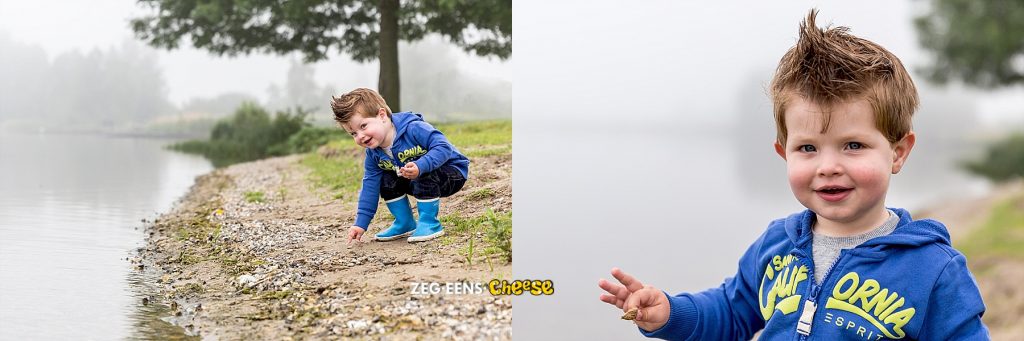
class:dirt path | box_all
[137,153,512,339]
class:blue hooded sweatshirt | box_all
[353,112,469,229]
[643,208,988,340]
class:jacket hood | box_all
[391,112,423,139]
[783,208,951,254]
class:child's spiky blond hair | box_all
[331,88,393,126]
[770,9,918,146]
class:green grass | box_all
[956,193,1024,262]
[467,188,495,201]
[464,145,512,158]
[301,139,362,200]
[438,120,511,158]
[435,120,511,147]
[482,209,512,263]
[441,209,512,263]
[244,191,265,203]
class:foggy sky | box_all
[0,0,513,105]
[510,0,1022,127]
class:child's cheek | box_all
[786,161,815,190]
[846,163,890,206]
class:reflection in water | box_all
[0,133,211,340]
[126,263,200,341]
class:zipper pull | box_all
[796,299,816,335]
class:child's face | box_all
[774,97,915,229]
[342,109,391,149]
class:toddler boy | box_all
[598,10,988,340]
[332,88,469,244]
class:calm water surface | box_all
[0,132,212,340]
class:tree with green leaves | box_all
[130,0,512,111]
[915,0,1024,87]
[916,0,1024,183]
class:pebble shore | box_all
[136,153,512,339]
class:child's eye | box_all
[847,142,863,150]
[798,145,816,153]
[360,123,367,130]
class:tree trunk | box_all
[378,0,400,111]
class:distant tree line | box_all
[0,36,173,130]
[1,34,510,133]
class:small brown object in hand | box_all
[621,307,638,320]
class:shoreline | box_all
[136,152,512,339]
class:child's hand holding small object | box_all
[621,307,638,320]
[598,267,670,331]
[399,162,419,179]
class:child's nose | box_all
[816,153,844,176]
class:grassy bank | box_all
[956,191,1024,264]
[939,181,1024,339]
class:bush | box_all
[169,102,311,167]
[963,133,1024,182]
[283,126,350,154]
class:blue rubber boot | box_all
[408,198,444,243]
[374,195,416,241]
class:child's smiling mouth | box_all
[815,185,852,202]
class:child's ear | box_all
[774,141,787,160]
[377,108,387,120]
[891,131,916,174]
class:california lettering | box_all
[378,159,398,171]
[398,145,427,163]
[824,272,916,339]
[758,254,808,320]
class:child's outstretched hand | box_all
[347,226,366,245]
[598,267,671,332]
[399,162,419,179]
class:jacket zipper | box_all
[796,249,847,340]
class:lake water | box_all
[0,133,212,340]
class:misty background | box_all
[514,0,1023,340]
[0,0,512,135]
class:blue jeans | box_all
[379,164,467,200]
